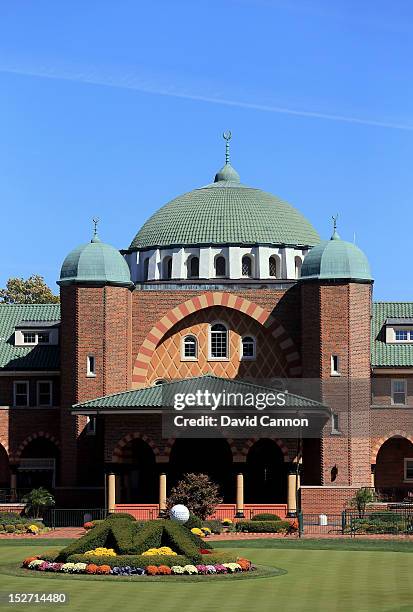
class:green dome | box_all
[300,232,372,282]
[58,235,134,288]
[130,163,320,250]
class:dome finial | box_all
[92,217,101,243]
[331,213,340,240]
[223,130,232,165]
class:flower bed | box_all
[0,513,48,536]
[22,555,255,577]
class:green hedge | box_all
[57,521,113,561]
[185,514,202,530]
[235,520,290,533]
[106,512,136,522]
[67,554,190,567]
[251,513,282,521]
[202,520,222,534]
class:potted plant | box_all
[22,487,55,519]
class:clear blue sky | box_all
[0,0,412,300]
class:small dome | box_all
[300,231,372,282]
[58,234,134,288]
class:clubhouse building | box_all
[1,135,412,517]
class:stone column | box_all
[235,473,245,517]
[107,472,116,513]
[159,473,167,517]
[10,471,17,502]
[371,464,376,489]
[287,464,301,517]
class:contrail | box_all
[1,63,413,132]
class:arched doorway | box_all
[245,439,286,503]
[0,444,10,489]
[375,436,413,499]
[169,438,233,502]
[18,438,59,490]
[116,438,157,503]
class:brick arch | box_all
[111,432,161,463]
[0,438,8,454]
[233,437,289,462]
[371,431,413,463]
[132,291,301,387]
[14,432,60,461]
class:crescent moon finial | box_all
[92,217,100,236]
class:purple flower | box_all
[214,564,228,574]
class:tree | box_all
[22,487,55,518]
[166,473,223,520]
[0,275,59,304]
[350,487,376,518]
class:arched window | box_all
[210,323,228,359]
[162,256,173,280]
[188,256,199,279]
[242,255,253,277]
[295,256,302,279]
[269,256,280,278]
[143,258,149,281]
[215,256,226,278]
[241,336,256,359]
[182,335,198,359]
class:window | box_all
[391,379,407,405]
[22,332,36,344]
[404,459,413,482]
[143,258,149,281]
[295,256,302,279]
[241,255,253,277]
[188,256,199,279]
[13,381,29,407]
[87,355,96,377]
[269,256,280,278]
[215,256,226,278]
[331,355,340,375]
[210,323,228,359]
[395,330,409,341]
[37,332,50,344]
[162,256,173,280]
[86,416,96,435]
[37,381,52,407]
[182,335,198,360]
[241,336,256,359]
[331,413,340,433]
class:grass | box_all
[0,538,413,611]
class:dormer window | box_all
[21,330,50,345]
[385,319,413,343]
[15,322,59,346]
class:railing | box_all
[0,488,32,504]
[113,505,159,520]
[298,513,344,536]
[43,508,107,528]
[113,503,288,521]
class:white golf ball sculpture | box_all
[169,504,190,523]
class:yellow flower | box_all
[191,527,204,536]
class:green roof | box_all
[300,233,372,282]
[72,374,329,412]
[372,302,413,367]
[0,304,60,370]
[58,235,134,288]
[129,164,320,250]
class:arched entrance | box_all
[168,438,234,502]
[18,438,59,489]
[375,436,413,498]
[116,438,157,503]
[245,439,286,503]
[0,444,10,488]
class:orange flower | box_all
[237,558,251,571]
[86,564,98,574]
[22,556,38,567]
[97,565,111,574]
[158,565,172,575]
[146,565,159,575]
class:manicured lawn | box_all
[0,538,412,612]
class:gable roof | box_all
[72,374,329,413]
[0,304,61,370]
[372,302,413,368]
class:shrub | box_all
[5,525,15,533]
[349,487,376,518]
[185,514,202,530]
[202,520,222,534]
[251,513,282,521]
[166,473,222,520]
[22,487,55,518]
[235,520,289,533]
[106,512,135,522]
